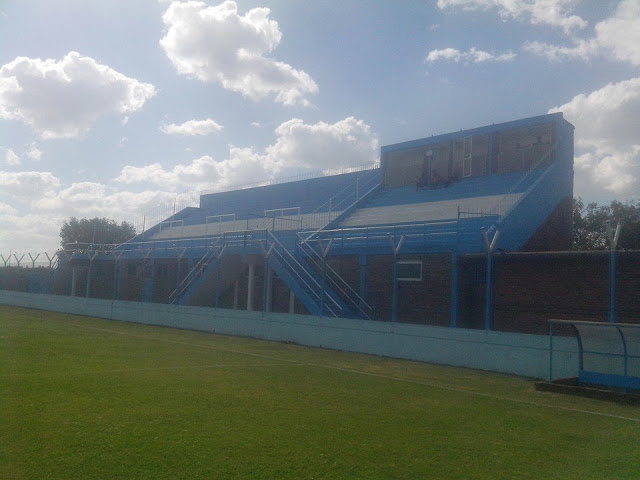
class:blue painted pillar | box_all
[175,259,182,295]
[484,253,493,331]
[609,249,616,323]
[608,222,621,323]
[482,229,498,331]
[389,235,404,323]
[320,259,327,316]
[450,253,458,328]
[262,260,269,313]
[391,255,398,322]
[113,261,120,300]
[146,258,156,303]
[215,257,220,309]
[359,254,367,318]
[85,259,92,298]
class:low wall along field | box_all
[0,290,578,379]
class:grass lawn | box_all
[1,305,639,479]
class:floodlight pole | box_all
[607,221,621,323]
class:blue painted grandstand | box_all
[64,112,575,325]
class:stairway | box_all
[265,231,347,317]
[168,236,224,304]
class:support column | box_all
[85,260,92,298]
[71,263,78,297]
[266,268,273,313]
[247,262,255,311]
[608,222,621,323]
[233,279,239,310]
[149,258,156,303]
[215,258,220,309]
[484,253,493,330]
[359,254,367,318]
[317,240,333,317]
[175,258,183,295]
[450,253,458,328]
[389,235,404,323]
[391,255,398,323]
[289,290,295,314]
[482,229,499,331]
[113,260,120,300]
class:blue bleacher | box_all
[364,169,544,209]
[198,170,369,219]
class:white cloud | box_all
[0,171,60,200]
[425,47,516,64]
[160,0,318,106]
[437,0,587,32]
[593,0,640,65]
[523,39,596,62]
[0,212,63,253]
[116,116,379,191]
[160,118,223,136]
[0,202,17,216]
[5,148,20,166]
[24,143,42,161]
[524,0,640,65]
[550,77,640,198]
[0,51,156,139]
[266,117,379,170]
[0,184,184,252]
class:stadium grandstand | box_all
[33,111,589,330]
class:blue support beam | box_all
[484,253,493,331]
[359,254,367,319]
[609,249,617,323]
[450,253,458,328]
[391,255,397,323]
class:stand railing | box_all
[301,168,382,239]
[488,146,557,220]
[266,231,343,317]
[168,236,224,304]
[297,233,373,319]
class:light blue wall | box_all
[1,291,577,380]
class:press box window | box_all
[397,260,422,281]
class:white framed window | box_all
[397,260,422,281]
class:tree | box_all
[60,217,136,248]
[572,198,640,250]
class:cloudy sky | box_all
[1,0,639,252]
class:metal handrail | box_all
[301,168,382,233]
[168,236,223,303]
[297,233,373,319]
[489,145,557,219]
[267,230,343,316]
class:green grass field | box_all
[1,305,639,479]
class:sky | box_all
[1,0,639,253]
